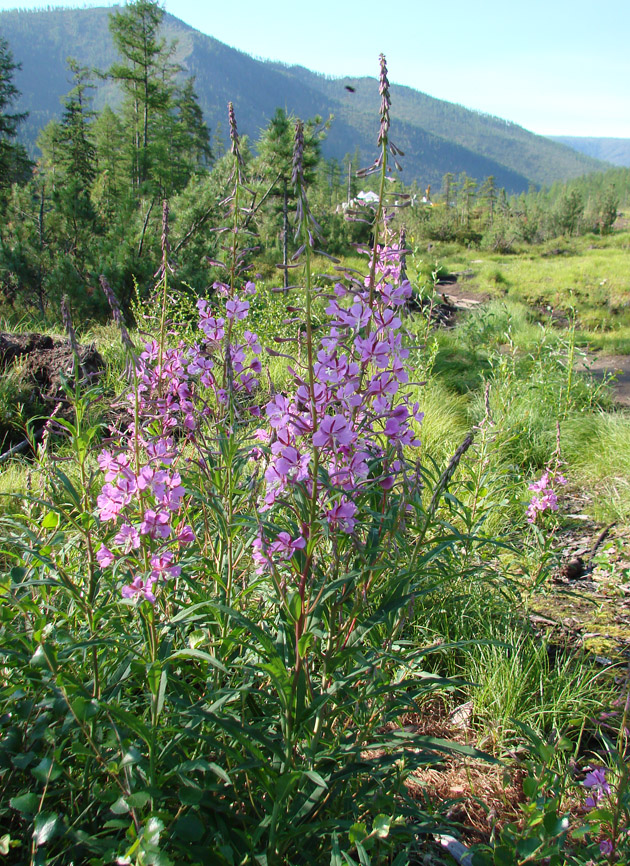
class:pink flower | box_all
[268,531,306,561]
[326,499,357,533]
[97,545,115,567]
[150,550,182,581]
[177,524,195,544]
[114,523,141,552]
[140,509,171,538]
[122,575,157,604]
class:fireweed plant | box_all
[92,71,476,862]
[0,64,495,865]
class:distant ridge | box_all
[549,136,630,168]
[0,5,611,192]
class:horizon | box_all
[0,0,629,138]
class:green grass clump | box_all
[562,410,630,521]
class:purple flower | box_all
[312,414,355,449]
[583,767,611,808]
[114,523,141,552]
[326,499,357,534]
[600,838,614,857]
[355,334,389,368]
[225,298,250,321]
[122,575,157,605]
[177,524,195,544]
[244,330,262,354]
[97,545,115,568]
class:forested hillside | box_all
[549,136,630,168]
[0,5,609,192]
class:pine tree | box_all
[92,106,129,216]
[479,175,497,226]
[256,108,322,286]
[107,0,178,190]
[58,59,96,188]
[0,37,32,189]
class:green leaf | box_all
[147,661,162,694]
[348,822,367,845]
[586,806,614,822]
[10,566,26,583]
[188,629,206,649]
[287,592,302,621]
[168,648,227,673]
[104,704,152,745]
[373,814,391,839]
[522,776,538,799]
[121,747,143,767]
[208,762,231,784]
[543,812,569,836]
[516,836,542,858]
[32,757,62,783]
[42,512,60,529]
[127,791,151,808]
[298,632,314,657]
[304,769,328,789]
[110,797,130,815]
[173,815,204,842]
[156,668,168,719]
[144,816,164,846]
[33,812,60,846]
[30,644,56,669]
[10,792,39,814]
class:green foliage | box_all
[0,36,32,189]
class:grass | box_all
[416,229,630,341]
[562,410,630,522]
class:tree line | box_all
[0,0,368,320]
[0,0,628,322]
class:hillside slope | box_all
[549,136,630,168]
[0,6,610,192]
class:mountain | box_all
[548,136,630,168]
[0,5,610,193]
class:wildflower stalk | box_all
[157,200,170,402]
[367,54,391,314]
[61,295,101,696]
[287,120,318,772]
[220,103,244,639]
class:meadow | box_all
[1,65,630,866]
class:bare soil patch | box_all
[578,353,630,406]
[0,332,104,448]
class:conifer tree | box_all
[256,108,322,285]
[107,0,177,190]
[0,37,32,189]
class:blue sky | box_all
[2,0,629,137]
